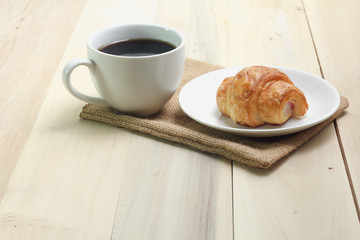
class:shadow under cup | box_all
[86,24,186,117]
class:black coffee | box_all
[99,39,176,56]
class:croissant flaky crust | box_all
[216,66,309,127]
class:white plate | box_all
[179,66,340,137]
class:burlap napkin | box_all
[79,58,349,169]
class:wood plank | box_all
[2,0,358,239]
[109,1,234,237]
[0,0,233,239]
[234,128,360,239]
[0,0,86,201]
[227,0,360,239]
[110,134,232,240]
[303,0,360,213]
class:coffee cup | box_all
[62,23,185,117]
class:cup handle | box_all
[62,59,109,106]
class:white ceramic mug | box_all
[62,23,185,117]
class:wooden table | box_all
[1,0,359,239]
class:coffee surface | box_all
[99,39,176,56]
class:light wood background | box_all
[0,0,359,239]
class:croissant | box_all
[216,66,309,127]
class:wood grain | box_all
[0,0,86,201]
[227,0,360,238]
[303,0,360,214]
[0,0,359,239]
[0,0,233,239]
[110,135,232,240]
